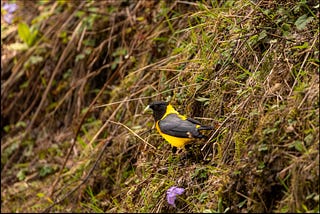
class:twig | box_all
[87,98,127,147]
[236,191,259,204]
[93,83,201,109]
[108,120,157,150]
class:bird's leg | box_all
[171,146,177,153]
[171,146,185,154]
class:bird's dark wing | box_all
[187,117,214,130]
[186,117,202,125]
[158,114,200,138]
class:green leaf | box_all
[77,136,87,149]
[295,14,314,31]
[75,10,85,18]
[290,140,306,153]
[18,22,31,44]
[218,197,223,213]
[258,144,268,151]
[195,97,210,102]
[237,199,247,208]
[19,81,29,89]
[37,192,45,198]
[292,42,309,50]
[29,56,44,65]
[17,22,38,46]
[281,23,291,31]
[28,28,38,46]
[199,192,208,202]
[258,161,265,169]
[16,121,27,128]
[46,102,58,111]
[262,127,277,135]
[301,203,308,212]
[112,47,127,57]
[75,53,85,62]
[39,165,53,177]
[304,134,314,145]
[17,169,26,181]
[280,205,289,213]
[257,30,267,41]
[3,125,10,133]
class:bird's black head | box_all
[145,101,168,121]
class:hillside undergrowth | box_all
[1,0,319,213]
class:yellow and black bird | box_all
[144,101,214,148]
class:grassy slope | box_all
[1,0,319,213]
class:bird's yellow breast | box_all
[155,122,191,148]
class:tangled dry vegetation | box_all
[1,0,319,213]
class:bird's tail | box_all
[198,125,215,130]
[196,125,215,139]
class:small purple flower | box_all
[166,186,185,207]
[2,3,18,24]
[3,13,13,23]
[3,3,18,13]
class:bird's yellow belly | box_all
[156,124,191,148]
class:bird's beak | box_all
[143,105,152,114]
